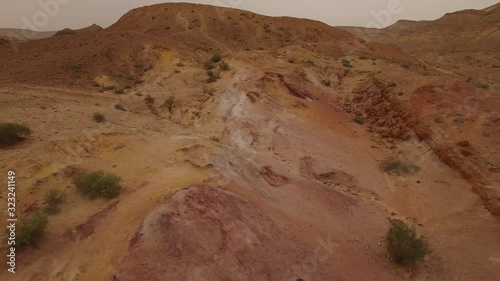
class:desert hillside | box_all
[0,28,56,40]
[0,3,499,281]
[343,2,500,65]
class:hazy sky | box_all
[0,0,498,31]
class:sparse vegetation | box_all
[204,86,216,96]
[263,24,271,33]
[381,157,420,176]
[114,104,126,111]
[144,95,155,105]
[114,87,125,94]
[204,60,215,70]
[92,112,106,123]
[163,95,175,112]
[386,220,429,265]
[359,56,368,60]
[0,123,32,146]
[210,52,223,63]
[219,60,230,71]
[287,58,295,64]
[73,171,122,199]
[342,58,352,68]
[388,82,397,88]
[103,85,115,91]
[207,76,218,83]
[477,83,490,90]
[322,80,331,87]
[352,116,366,125]
[206,70,220,83]
[306,60,315,66]
[15,210,48,247]
[43,189,66,214]
[71,63,83,70]
[402,64,410,69]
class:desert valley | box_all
[0,2,499,281]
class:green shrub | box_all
[219,60,230,71]
[386,220,429,265]
[103,85,115,91]
[73,170,122,199]
[381,157,420,176]
[210,52,222,63]
[114,104,126,111]
[352,116,366,125]
[0,123,32,146]
[15,210,48,247]
[44,189,66,214]
[164,95,175,112]
[93,112,106,123]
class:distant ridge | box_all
[54,24,103,36]
[0,28,56,40]
[341,2,500,54]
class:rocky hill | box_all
[343,2,500,55]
